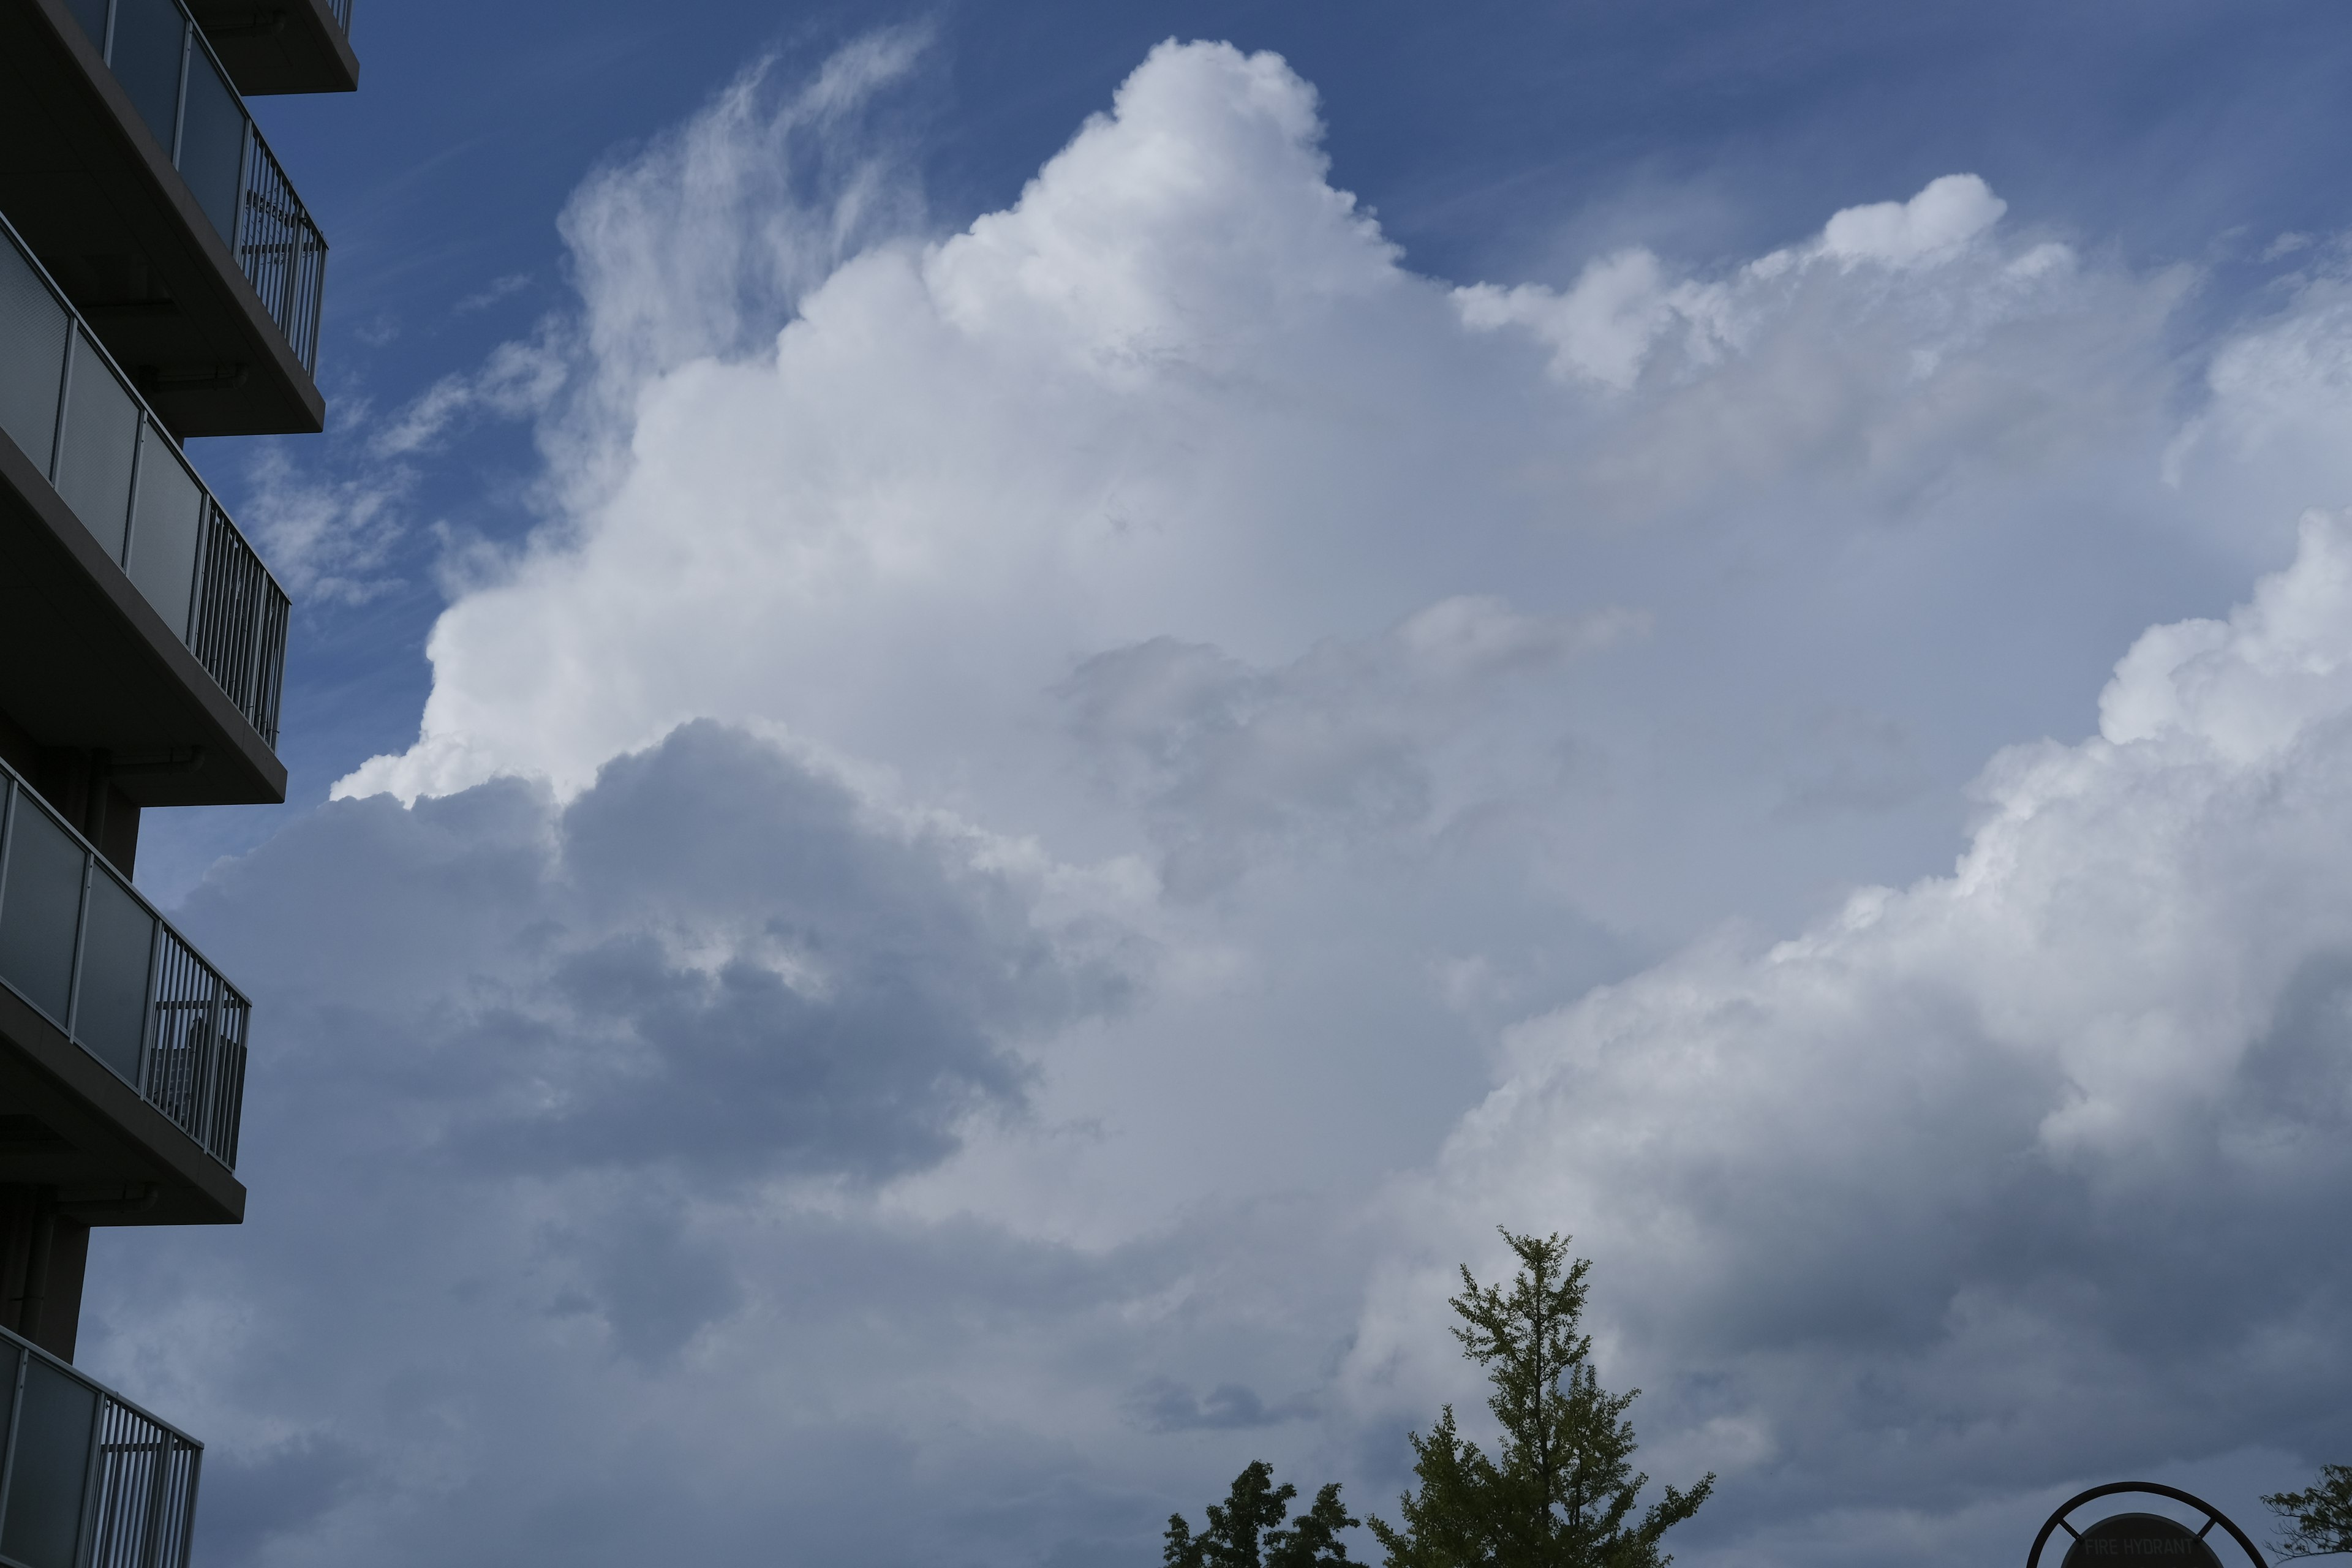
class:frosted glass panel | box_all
[127,430,204,636]
[178,45,246,242]
[0,236,67,470]
[62,0,108,48]
[108,0,188,157]
[54,333,140,560]
[0,793,88,1027]
[0,1355,97,1568]
[76,869,155,1082]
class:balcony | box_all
[0,1321,202,1568]
[62,0,330,371]
[0,762,250,1229]
[0,0,330,435]
[0,758,251,1177]
[1,208,292,808]
[188,0,360,96]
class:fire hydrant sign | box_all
[2061,1513,2227,1566]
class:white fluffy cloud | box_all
[1060,596,1646,894]
[96,34,2352,1568]
[1455,173,2014,390]
[1351,515,2352,1559]
[335,42,2199,918]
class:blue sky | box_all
[86,5,2352,1566]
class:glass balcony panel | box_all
[0,1354,100,1568]
[0,790,88,1027]
[0,238,69,473]
[108,0,191,159]
[178,43,246,244]
[127,428,205,637]
[76,866,157,1083]
[53,332,141,561]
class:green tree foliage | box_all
[2264,1464,2352,1560]
[1368,1229,1714,1568]
[1166,1460,1363,1568]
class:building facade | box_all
[0,0,353,1559]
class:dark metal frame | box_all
[2029,1482,2269,1568]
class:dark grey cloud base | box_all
[80,722,1166,1562]
[204,719,1109,1188]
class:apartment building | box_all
[0,0,353,1559]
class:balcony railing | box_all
[0,1322,203,1568]
[61,0,328,372]
[326,0,353,36]
[1,212,292,750]
[0,760,252,1172]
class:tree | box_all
[1166,1460,1363,1568]
[2264,1464,2352,1561]
[1369,1229,1714,1568]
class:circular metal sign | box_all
[2060,1513,2227,1567]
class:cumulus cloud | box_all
[1128,1376,1317,1433]
[1351,516,2352,1562]
[198,720,1117,1195]
[335,40,2193,884]
[78,720,1214,1563]
[1455,182,2169,533]
[1062,597,1644,893]
[1817,173,2009,267]
[1453,173,2015,391]
[88,30,2352,1568]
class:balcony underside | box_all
[0,431,287,810]
[189,0,360,96]
[0,991,244,1228]
[0,0,325,437]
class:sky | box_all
[70,3,2352,1564]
